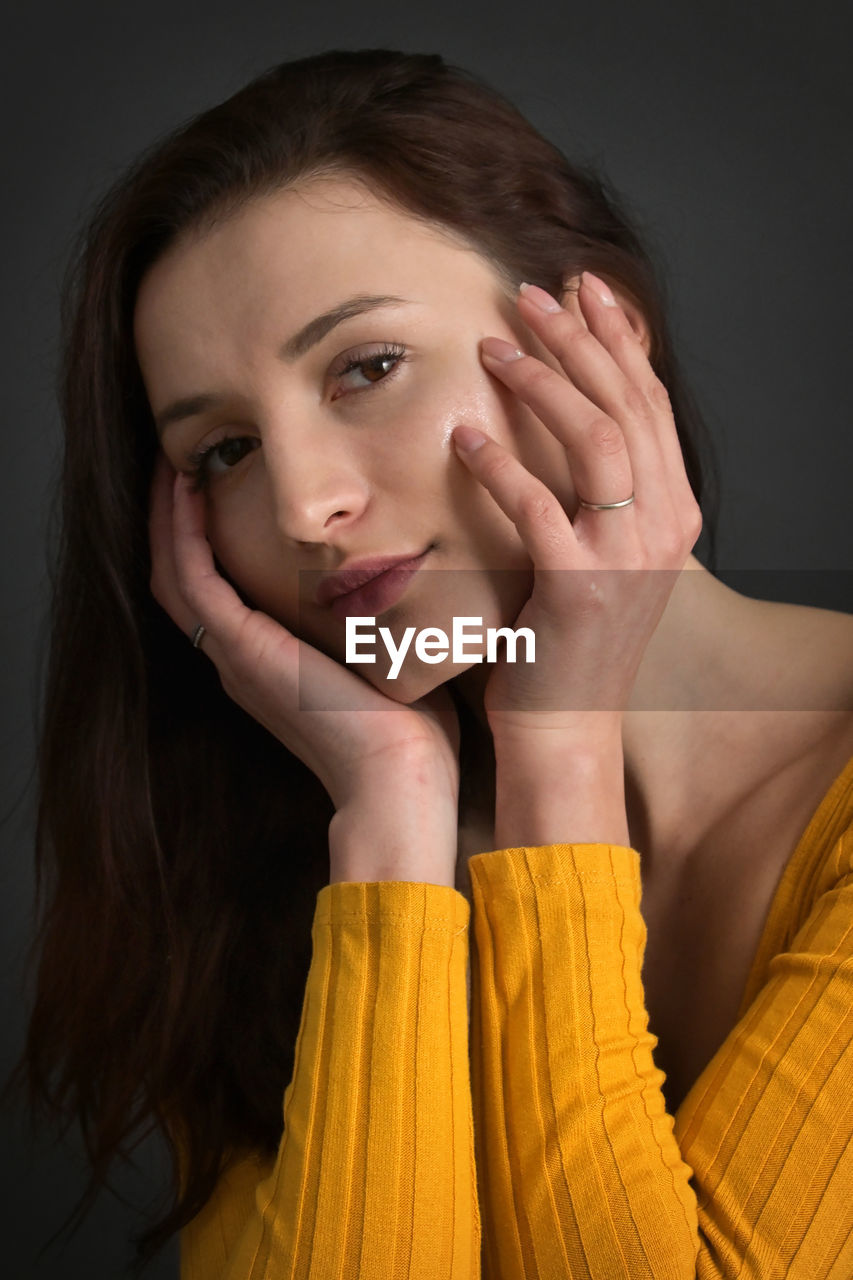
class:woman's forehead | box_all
[132,176,514,416]
[150,176,478,283]
[134,179,506,342]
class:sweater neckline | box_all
[737,750,853,1019]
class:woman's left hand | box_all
[452,271,703,742]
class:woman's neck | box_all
[619,554,750,866]
[454,554,850,870]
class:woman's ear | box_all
[561,275,652,356]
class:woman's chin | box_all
[361,657,480,706]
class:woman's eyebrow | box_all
[154,293,414,436]
[279,293,413,360]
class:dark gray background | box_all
[2,0,852,1275]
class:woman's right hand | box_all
[148,451,461,886]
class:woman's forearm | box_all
[467,841,699,1278]
[491,714,630,849]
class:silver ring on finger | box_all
[190,623,207,649]
[577,492,636,511]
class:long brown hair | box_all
[11,47,720,1272]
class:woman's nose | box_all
[263,429,371,547]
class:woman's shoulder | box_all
[753,595,853,714]
[720,590,853,905]
[692,594,853,857]
[718,595,853,822]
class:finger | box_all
[574,273,658,389]
[168,474,316,712]
[575,273,695,506]
[520,280,659,445]
[452,424,640,566]
[480,337,637,512]
[512,284,670,509]
[149,458,238,658]
[149,451,187,625]
[169,472,260,653]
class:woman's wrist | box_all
[491,714,630,849]
[328,759,459,887]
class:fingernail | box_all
[453,425,488,452]
[519,282,562,313]
[481,336,525,362]
[582,271,618,306]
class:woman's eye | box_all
[187,436,259,490]
[332,345,407,397]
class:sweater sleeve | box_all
[179,879,480,1279]
[467,832,853,1279]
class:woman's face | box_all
[135,176,583,701]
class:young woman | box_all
[21,47,853,1278]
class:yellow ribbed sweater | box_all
[180,753,853,1278]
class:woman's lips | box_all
[327,549,431,620]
